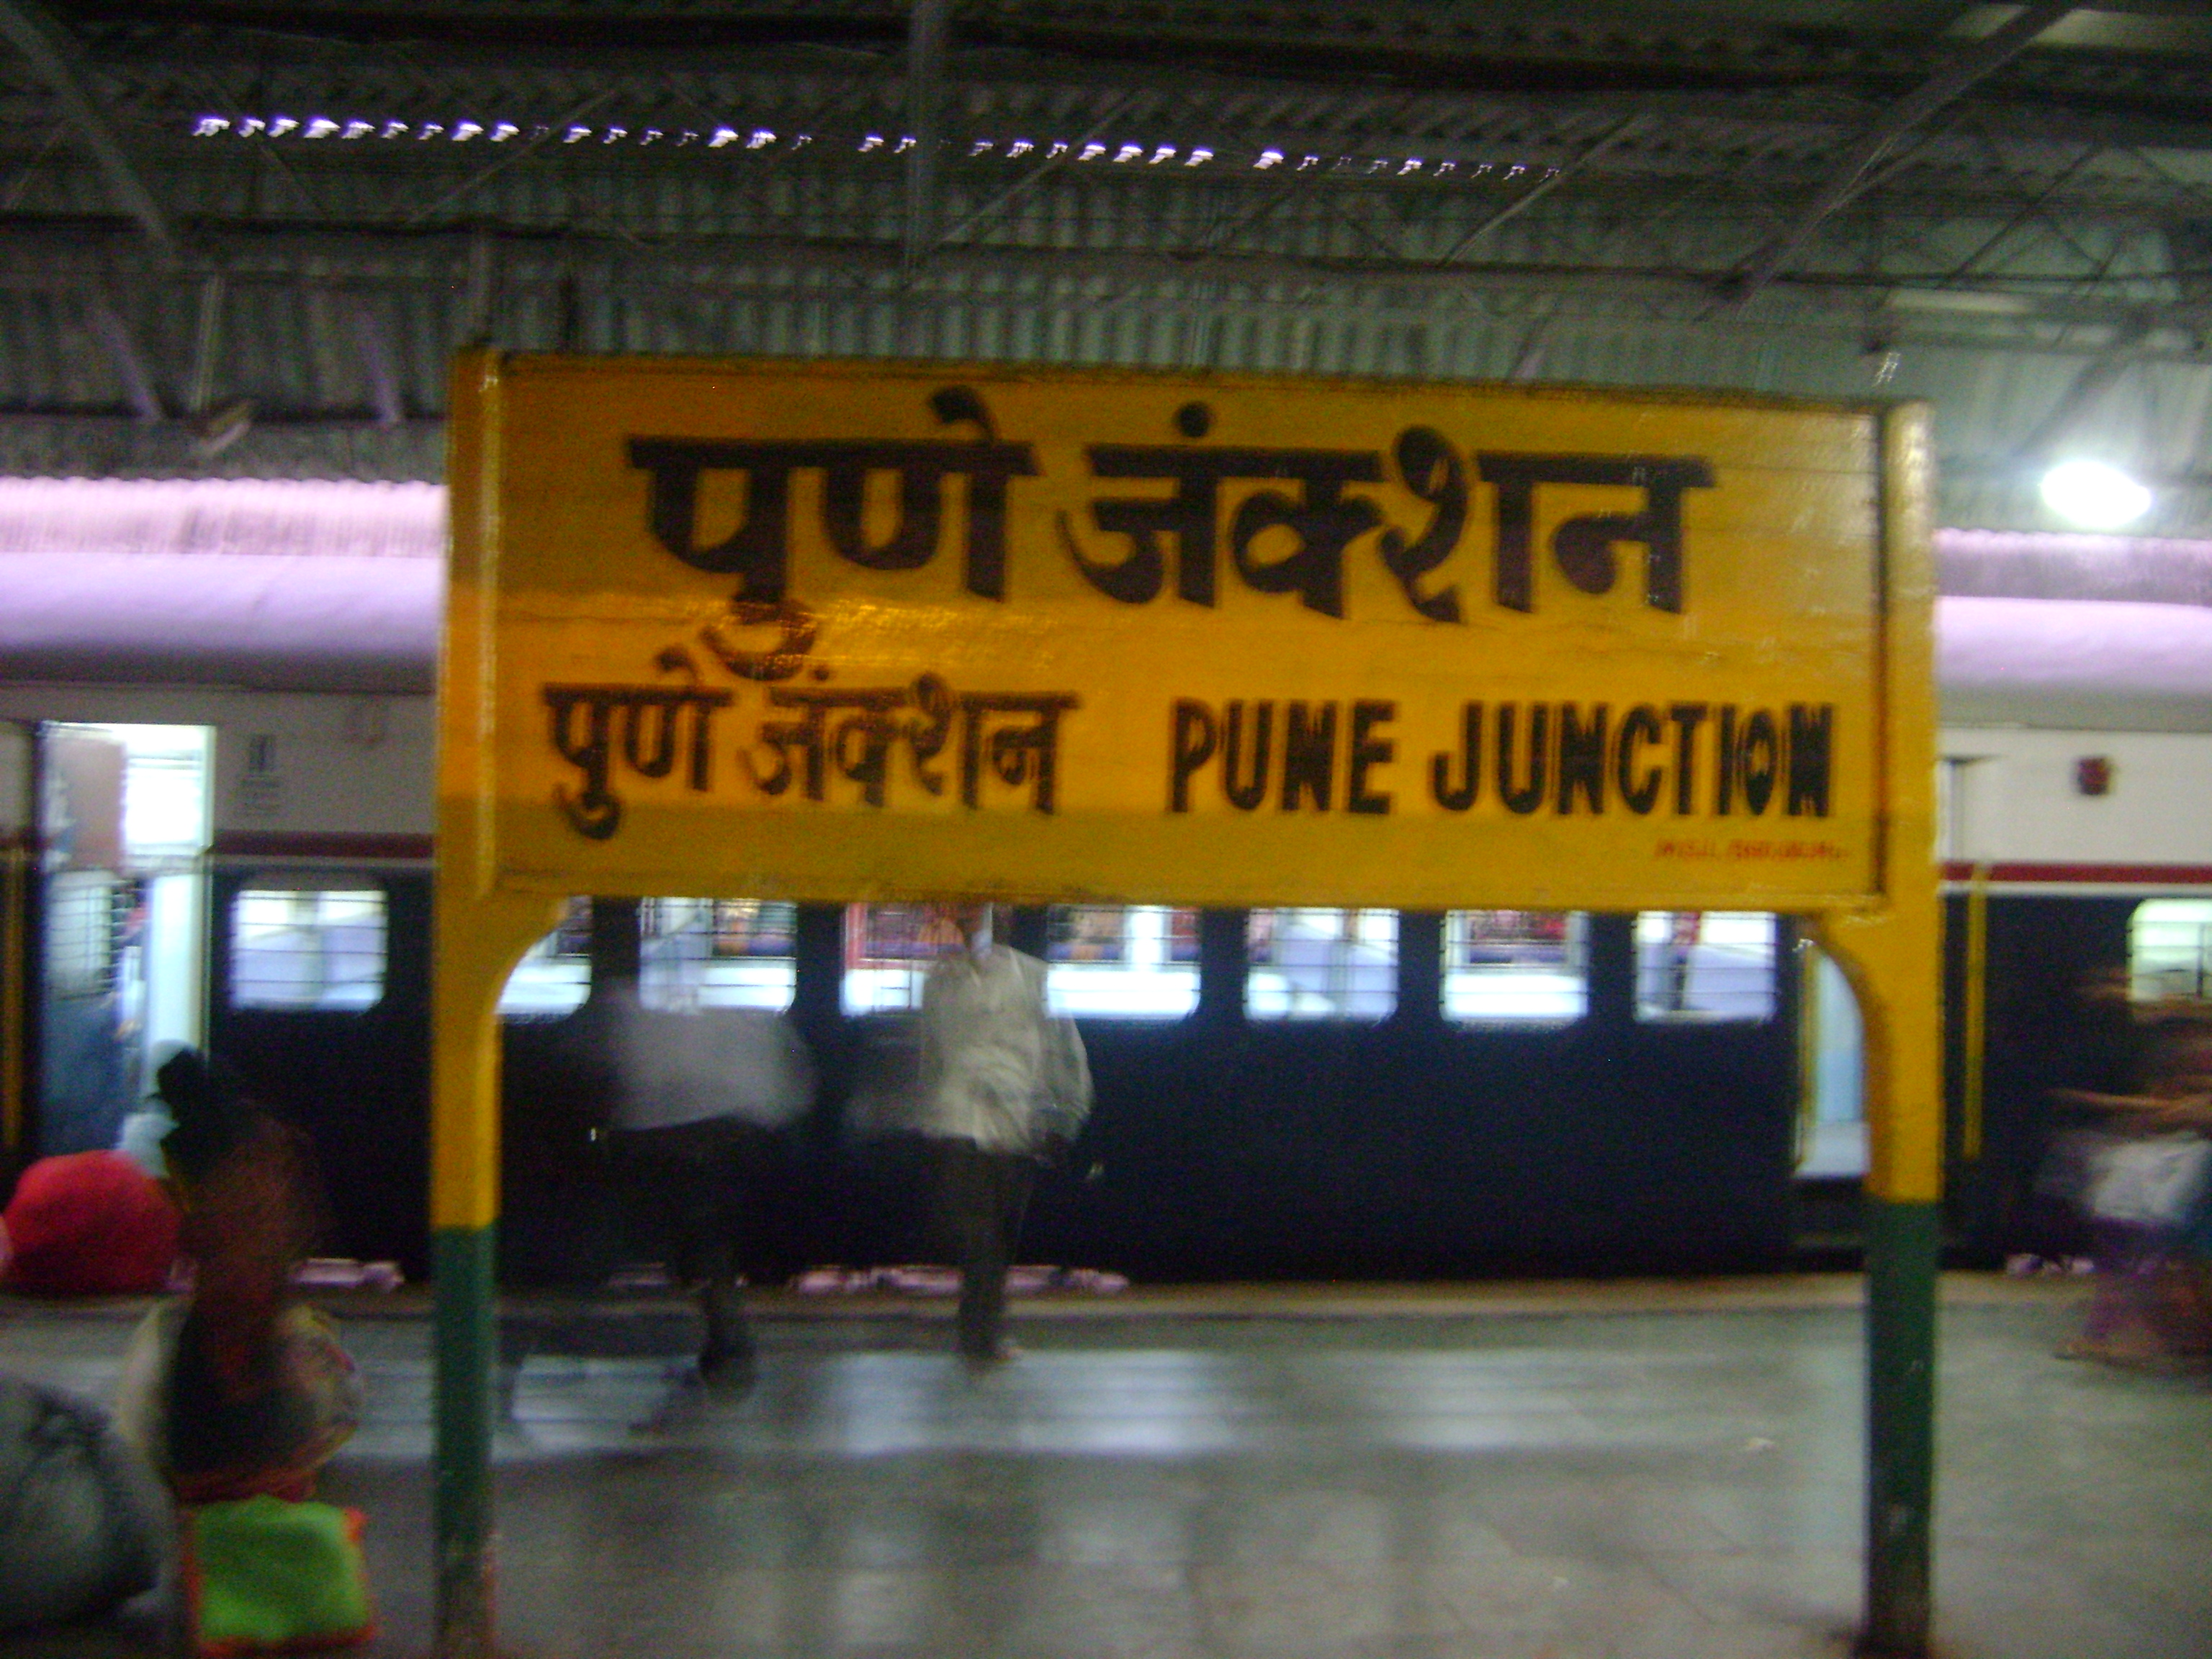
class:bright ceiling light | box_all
[2041,459,2152,529]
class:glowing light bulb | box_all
[2041,461,2152,529]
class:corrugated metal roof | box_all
[6,266,2208,535]
[6,0,2212,527]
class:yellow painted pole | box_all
[433,345,564,1658]
[1811,401,1943,1657]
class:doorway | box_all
[33,721,211,1154]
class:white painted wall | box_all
[1941,727,2212,866]
[207,695,433,841]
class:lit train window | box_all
[842,903,966,1014]
[1044,906,1200,1018]
[2130,901,2212,1002]
[230,881,386,1011]
[1634,912,1779,1022]
[1444,911,1586,1022]
[642,898,798,1011]
[1246,909,1397,1021]
[498,896,591,1017]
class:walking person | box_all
[596,987,815,1391]
[917,904,1092,1367]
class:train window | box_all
[2129,901,2212,1001]
[499,897,593,1017]
[1634,912,1779,1022]
[230,880,386,1011]
[641,898,798,1011]
[1044,906,1200,1018]
[1443,911,1587,1022]
[1246,909,1398,1021]
[841,903,966,1014]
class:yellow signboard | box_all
[434,354,1941,1657]
[456,354,1910,912]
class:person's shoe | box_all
[961,1341,1022,1371]
[698,1348,757,1395]
[2056,1335,2160,1365]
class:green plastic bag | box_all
[181,1496,374,1656]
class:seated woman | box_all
[115,1050,360,1503]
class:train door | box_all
[27,721,211,1156]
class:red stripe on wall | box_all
[1941,860,2212,886]
[212,830,434,863]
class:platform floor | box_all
[4,1274,2208,1659]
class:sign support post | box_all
[433,352,562,1656]
[1817,405,1943,1657]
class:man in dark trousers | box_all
[600,988,814,1390]
[916,904,1091,1367]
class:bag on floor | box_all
[180,1495,374,1656]
[0,1376,171,1631]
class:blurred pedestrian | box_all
[2053,1012,2212,1364]
[598,988,815,1390]
[917,904,1091,1367]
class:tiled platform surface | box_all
[4,1274,2208,1659]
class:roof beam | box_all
[1439,112,1646,264]
[902,0,949,269]
[1728,2,2073,304]
[0,0,175,255]
[86,302,163,422]
[8,213,2203,339]
[351,305,405,428]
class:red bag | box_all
[1,1152,179,1295]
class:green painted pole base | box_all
[1861,1199,1940,1658]
[433,1225,499,1659]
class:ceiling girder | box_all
[0,0,175,251]
[902,0,946,267]
[1730,1,2076,303]
[6,214,2210,349]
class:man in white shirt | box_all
[917,904,1091,1365]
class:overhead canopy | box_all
[0,478,442,693]
[4,477,2211,730]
